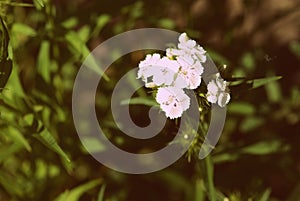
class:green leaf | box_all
[12,23,36,37]
[78,25,91,43]
[120,97,158,107]
[37,40,51,83]
[240,116,264,132]
[241,52,255,71]
[33,128,70,162]
[4,62,25,97]
[97,184,106,201]
[156,170,193,200]
[61,17,78,29]
[0,143,23,162]
[212,153,239,164]
[81,137,106,153]
[91,14,110,37]
[264,75,282,103]
[257,188,271,201]
[206,49,230,65]
[7,127,31,152]
[249,76,282,89]
[227,102,255,115]
[240,141,289,155]
[158,18,175,29]
[33,0,45,8]
[54,179,102,201]
[0,169,25,197]
[65,31,109,81]
[289,41,300,58]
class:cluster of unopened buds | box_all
[137,33,231,119]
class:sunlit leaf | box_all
[37,40,51,83]
[33,0,45,8]
[7,126,31,152]
[54,179,102,201]
[61,17,78,29]
[78,25,91,43]
[6,63,25,97]
[12,23,36,37]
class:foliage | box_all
[0,0,300,201]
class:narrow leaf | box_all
[7,127,31,152]
[249,76,282,89]
[241,141,289,155]
[37,40,51,83]
[97,184,106,201]
[92,15,110,37]
[65,31,109,81]
[120,97,158,107]
[33,128,70,162]
[227,102,255,115]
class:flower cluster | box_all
[137,33,230,119]
[206,73,231,107]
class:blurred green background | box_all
[0,0,300,201]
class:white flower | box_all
[156,87,190,119]
[206,73,230,107]
[137,54,180,88]
[136,32,219,119]
[175,56,204,89]
[166,33,207,63]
